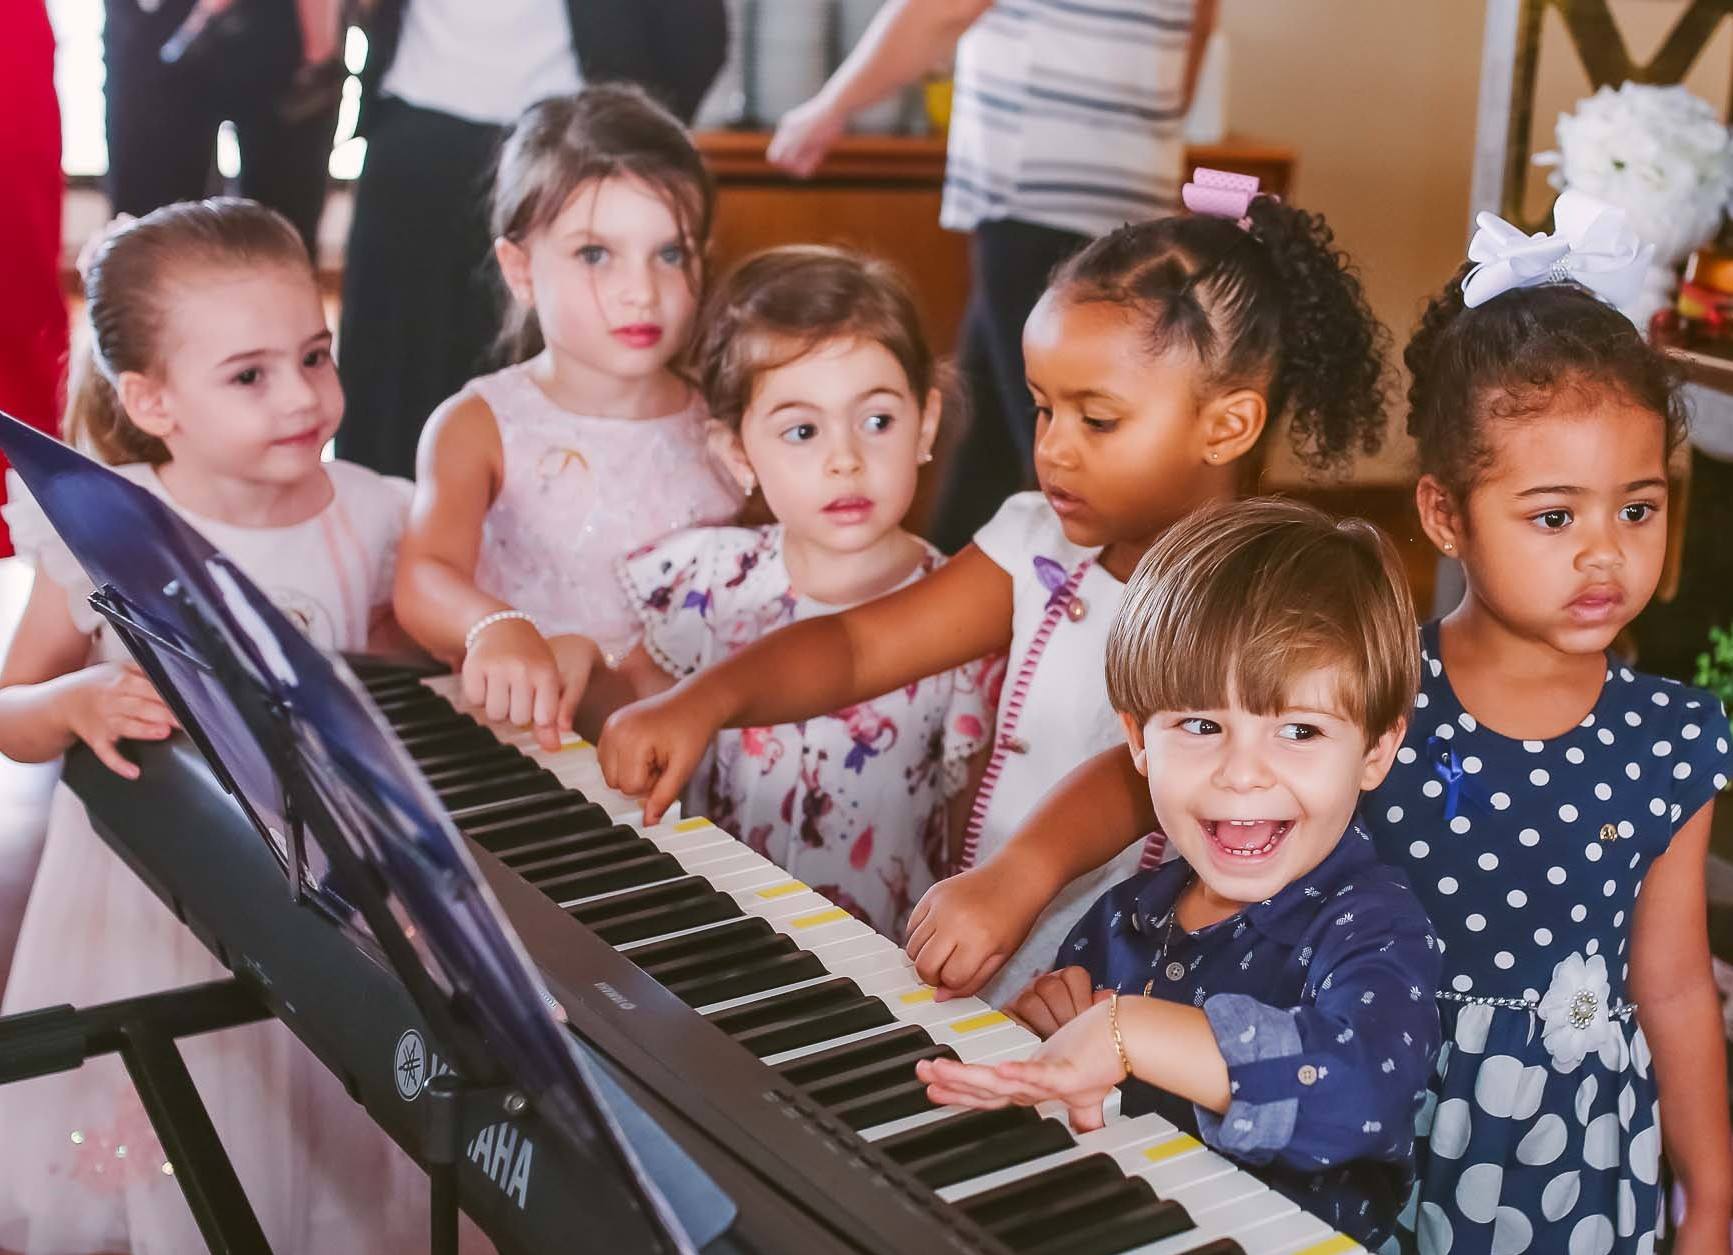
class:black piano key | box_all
[399,724,498,758]
[570,876,741,945]
[457,795,607,842]
[437,769,563,812]
[651,929,814,986]
[387,709,478,736]
[775,1022,937,1087]
[824,1074,949,1130]
[637,923,809,986]
[874,1106,1074,1190]
[509,828,647,878]
[534,851,684,902]
[1171,1243,1246,1255]
[662,950,829,1008]
[979,1168,1144,1250]
[1011,1181,1194,1255]
[421,756,546,791]
[1011,1186,1193,1255]
[495,823,642,869]
[629,916,776,972]
[706,977,897,1058]
[411,743,525,777]
[369,689,450,717]
[956,1154,1125,1232]
[792,1031,955,1096]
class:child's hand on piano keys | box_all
[1004,967,1112,1039]
[60,661,179,780]
[916,999,1124,1133]
[545,634,604,734]
[461,617,568,751]
[904,860,1047,999]
[598,684,725,825]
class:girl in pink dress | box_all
[0,200,437,1254]
[393,86,740,750]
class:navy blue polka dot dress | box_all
[1364,623,1733,1255]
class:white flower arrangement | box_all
[1536,951,1614,1070]
[1536,82,1733,270]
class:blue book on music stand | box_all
[0,412,734,1252]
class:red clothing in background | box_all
[0,0,68,555]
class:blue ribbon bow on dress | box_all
[1426,736,1488,823]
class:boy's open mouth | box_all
[1202,818,1294,859]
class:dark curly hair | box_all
[1048,198,1391,475]
[1405,270,1685,496]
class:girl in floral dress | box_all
[613,246,996,936]
[1366,193,1733,1253]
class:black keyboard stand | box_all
[0,976,274,1254]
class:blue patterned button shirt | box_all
[1057,821,1443,1246]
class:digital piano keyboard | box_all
[67,658,1367,1255]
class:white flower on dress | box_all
[1538,951,1616,1069]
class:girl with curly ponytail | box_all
[597,170,1395,1006]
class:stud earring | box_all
[743,475,757,496]
[918,451,934,465]
[1442,540,1454,553]
[1208,451,1220,463]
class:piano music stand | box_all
[0,413,733,1255]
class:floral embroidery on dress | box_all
[620,525,997,936]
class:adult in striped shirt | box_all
[770,0,1216,551]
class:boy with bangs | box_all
[917,499,1443,1248]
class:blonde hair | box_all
[1106,497,1419,741]
[491,85,714,363]
[66,198,311,466]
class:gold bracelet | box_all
[1107,990,1132,1079]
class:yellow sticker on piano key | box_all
[674,817,714,833]
[1294,1236,1360,1255]
[947,1011,1009,1034]
[555,738,592,752]
[792,907,851,929]
[1141,1134,1204,1164]
[755,881,808,900]
[898,988,936,1005]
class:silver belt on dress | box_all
[1436,989,1638,1020]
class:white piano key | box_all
[1260,1221,1361,1255]
[678,849,769,881]
[640,821,738,857]
[706,863,794,894]
[767,909,876,950]
[1123,1182,1303,1255]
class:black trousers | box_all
[103,0,338,254]
[335,98,506,478]
[931,218,1088,553]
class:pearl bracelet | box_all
[464,609,538,656]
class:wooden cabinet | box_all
[696,132,1294,352]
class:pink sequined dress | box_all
[467,363,742,663]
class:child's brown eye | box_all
[1619,503,1654,524]
[1533,509,1571,531]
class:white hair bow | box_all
[1461,189,1654,317]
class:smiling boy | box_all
[918,499,1443,1247]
